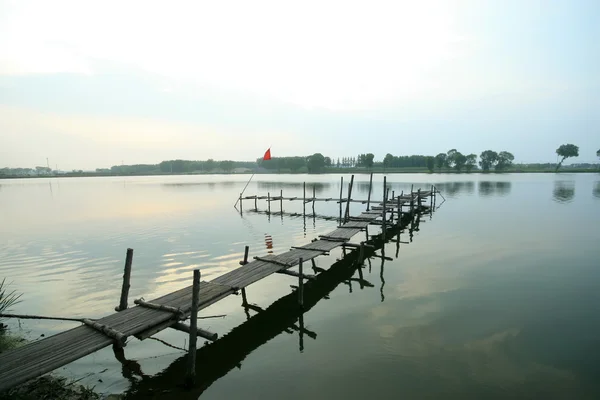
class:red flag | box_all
[263,148,271,161]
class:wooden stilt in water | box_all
[344,175,355,222]
[267,192,271,215]
[298,258,304,308]
[339,176,344,223]
[115,248,134,312]
[396,195,401,225]
[417,189,422,210]
[430,185,434,206]
[303,182,306,217]
[366,172,373,211]
[254,196,258,211]
[186,269,200,387]
[239,194,243,213]
[359,242,365,265]
[382,176,387,240]
[280,190,283,214]
[392,190,395,200]
[240,245,249,306]
[312,186,316,214]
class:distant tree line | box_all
[382,154,430,169]
[432,149,514,172]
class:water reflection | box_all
[478,181,512,197]
[434,182,475,197]
[256,182,332,193]
[553,181,575,203]
[162,182,238,191]
[123,206,430,399]
[593,182,600,200]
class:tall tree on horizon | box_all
[555,144,579,171]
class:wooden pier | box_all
[0,175,438,393]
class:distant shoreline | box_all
[1,168,598,180]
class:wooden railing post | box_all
[240,246,249,306]
[298,258,304,308]
[186,269,201,387]
[115,248,133,312]
[366,172,373,211]
[382,176,387,240]
[339,177,344,223]
[303,182,306,217]
[344,175,355,222]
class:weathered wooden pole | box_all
[240,246,249,306]
[382,176,387,240]
[399,190,404,218]
[430,185,434,206]
[254,196,258,211]
[115,248,134,312]
[392,190,395,200]
[344,175,355,222]
[312,186,316,214]
[417,188,422,210]
[280,190,283,214]
[239,193,243,213]
[298,258,304,308]
[267,192,271,215]
[303,182,306,217]
[186,269,201,387]
[366,172,373,211]
[359,242,365,266]
[339,176,344,223]
[396,195,401,225]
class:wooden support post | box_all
[303,182,306,217]
[312,186,316,214]
[268,192,271,215]
[366,172,373,211]
[344,174,355,222]
[186,269,200,387]
[386,187,390,202]
[339,176,344,223]
[359,242,365,265]
[239,193,243,213]
[396,195,401,225]
[392,190,395,200]
[431,185,434,205]
[240,245,249,305]
[298,258,304,308]
[254,196,258,211]
[280,190,283,213]
[115,248,134,312]
[311,258,317,269]
[382,176,387,240]
[417,189,422,210]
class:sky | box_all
[0,0,599,170]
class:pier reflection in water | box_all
[123,206,426,399]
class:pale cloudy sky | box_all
[0,0,598,169]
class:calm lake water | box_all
[1,173,600,399]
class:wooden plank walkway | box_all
[0,193,418,392]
